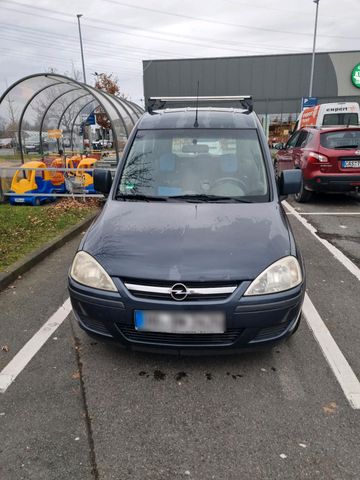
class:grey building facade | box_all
[143,50,360,115]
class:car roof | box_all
[305,126,360,134]
[137,108,258,130]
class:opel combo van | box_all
[68,96,305,353]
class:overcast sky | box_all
[1,0,360,105]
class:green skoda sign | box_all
[351,63,360,88]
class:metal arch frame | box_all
[114,96,143,120]
[71,82,126,160]
[89,87,129,138]
[124,98,144,117]
[16,81,64,163]
[0,72,143,164]
[56,93,91,131]
[123,98,143,116]
[70,99,98,150]
[56,93,93,151]
[39,87,82,155]
[111,95,142,130]
[104,93,137,126]
[107,94,134,134]
[0,73,66,104]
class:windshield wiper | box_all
[169,194,253,203]
[115,193,168,202]
[333,144,359,149]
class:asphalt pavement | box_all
[0,192,359,480]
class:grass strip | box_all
[0,199,98,271]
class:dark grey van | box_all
[68,96,304,353]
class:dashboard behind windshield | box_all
[117,129,269,202]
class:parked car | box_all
[0,138,13,148]
[274,127,360,202]
[24,143,41,154]
[92,139,112,149]
[68,96,305,353]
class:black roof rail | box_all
[147,95,253,114]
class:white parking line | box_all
[0,298,72,394]
[0,293,359,412]
[287,212,360,215]
[283,200,360,282]
[303,293,360,409]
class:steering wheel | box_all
[209,177,246,195]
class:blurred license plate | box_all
[14,198,25,203]
[134,311,225,334]
[342,160,360,168]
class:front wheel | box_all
[294,174,312,203]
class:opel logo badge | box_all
[170,283,189,301]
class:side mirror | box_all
[279,169,302,196]
[274,143,284,150]
[94,169,113,194]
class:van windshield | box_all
[322,113,359,127]
[116,129,269,202]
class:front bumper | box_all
[68,276,305,353]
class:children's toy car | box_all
[9,160,64,206]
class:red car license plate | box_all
[342,160,360,168]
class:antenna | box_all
[194,80,200,128]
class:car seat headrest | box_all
[220,154,238,173]
[159,153,176,172]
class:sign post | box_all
[47,129,63,139]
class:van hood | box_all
[82,200,292,282]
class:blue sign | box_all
[301,97,318,109]
[86,113,96,125]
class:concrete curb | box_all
[0,212,98,292]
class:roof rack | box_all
[147,95,253,114]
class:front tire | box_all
[294,174,312,203]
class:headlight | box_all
[244,256,302,296]
[70,251,117,292]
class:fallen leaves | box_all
[323,401,338,415]
[52,198,101,212]
[0,201,98,271]
[1,345,9,353]
[72,370,80,380]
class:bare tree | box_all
[5,94,18,150]
[30,66,86,135]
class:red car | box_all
[274,127,360,202]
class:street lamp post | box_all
[76,14,87,84]
[309,0,320,97]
